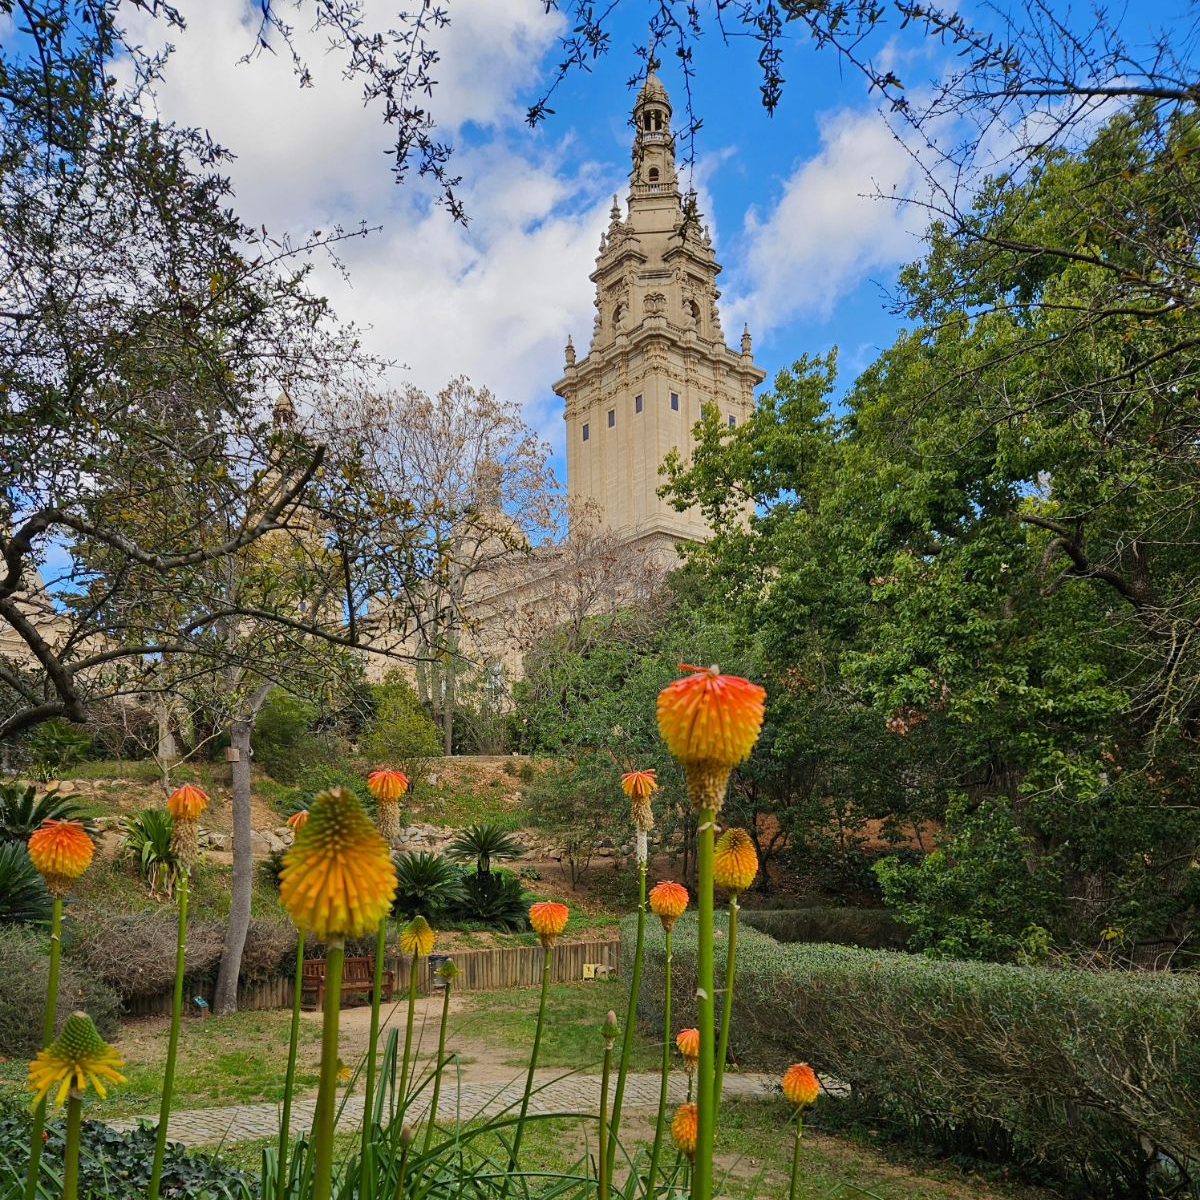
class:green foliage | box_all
[0,781,88,843]
[0,841,52,925]
[634,913,1200,1197]
[740,906,908,950]
[449,869,529,931]
[25,720,94,778]
[250,688,320,781]
[362,674,441,777]
[121,809,178,897]
[391,851,467,920]
[448,822,524,876]
[0,925,120,1053]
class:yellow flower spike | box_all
[28,1012,125,1109]
[713,828,759,894]
[399,915,436,958]
[528,901,570,948]
[656,665,766,811]
[621,769,658,832]
[279,788,397,941]
[648,880,689,932]
[782,1062,821,1108]
[27,820,94,898]
[670,1103,698,1159]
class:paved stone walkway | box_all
[106,1071,777,1147]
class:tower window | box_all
[648,167,659,183]
[728,414,737,428]
[635,394,643,414]
[582,423,589,442]
[670,392,679,411]
[607,408,615,428]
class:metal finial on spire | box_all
[741,324,753,355]
[565,335,576,367]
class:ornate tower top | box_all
[554,73,764,552]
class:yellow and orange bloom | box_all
[670,1102,698,1158]
[279,787,397,942]
[399,915,436,958]
[649,880,689,932]
[621,769,658,833]
[675,1027,700,1072]
[27,820,94,898]
[367,769,409,844]
[287,809,309,833]
[167,783,210,874]
[782,1062,821,1108]
[529,901,569,948]
[713,828,759,895]
[656,665,766,811]
[28,1012,125,1109]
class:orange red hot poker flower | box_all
[166,784,209,821]
[649,880,689,931]
[287,809,309,833]
[528,901,569,948]
[621,768,658,833]
[167,784,210,873]
[782,1062,821,1108]
[713,828,759,894]
[670,1103,698,1158]
[27,820,94,898]
[675,1027,700,1071]
[657,665,766,811]
[367,769,410,802]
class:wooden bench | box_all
[301,955,395,1012]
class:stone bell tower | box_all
[554,72,765,552]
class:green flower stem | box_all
[149,870,189,1200]
[598,1029,615,1200]
[392,1132,411,1200]
[694,806,717,1200]
[606,858,647,1179]
[276,930,306,1197]
[789,1112,805,1200]
[62,1092,82,1200]
[361,919,389,1189]
[644,926,673,1200]
[396,953,419,1114]
[25,896,63,1200]
[312,939,346,1200]
[713,894,739,1117]
[422,974,453,1154]
[507,943,553,1180]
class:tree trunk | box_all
[213,717,254,1014]
[442,647,454,756]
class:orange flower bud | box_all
[287,809,309,833]
[399,915,437,958]
[621,770,658,800]
[166,784,209,821]
[713,828,759,894]
[27,820,94,898]
[528,901,569,948]
[649,880,689,931]
[782,1062,821,1108]
[675,1027,700,1070]
[670,1103,698,1158]
[367,770,410,802]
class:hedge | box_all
[626,913,1200,1196]
[740,906,906,950]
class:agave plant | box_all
[122,810,178,898]
[0,781,89,843]
[0,842,53,925]
[447,822,524,877]
[392,851,466,920]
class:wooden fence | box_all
[125,937,620,1017]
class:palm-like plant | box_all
[122,810,178,898]
[391,851,466,919]
[0,781,89,843]
[448,822,523,877]
[0,842,53,925]
[451,870,529,932]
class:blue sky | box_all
[110,0,1181,486]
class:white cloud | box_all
[726,106,930,336]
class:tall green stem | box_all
[644,927,673,1200]
[788,1112,804,1200]
[361,919,389,1190]
[312,939,345,1200]
[422,975,453,1153]
[713,895,739,1116]
[62,1093,82,1200]
[25,897,63,1200]
[507,944,553,1179]
[694,807,717,1200]
[276,930,306,1196]
[396,953,419,1114]
[392,1131,412,1200]
[149,871,188,1200]
[607,859,646,1179]
[598,1026,615,1200]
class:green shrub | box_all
[251,688,320,781]
[740,906,907,950]
[121,809,177,897]
[449,869,529,932]
[629,913,1200,1197]
[0,780,89,842]
[0,925,120,1053]
[0,842,52,925]
[362,675,440,781]
[25,719,94,778]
